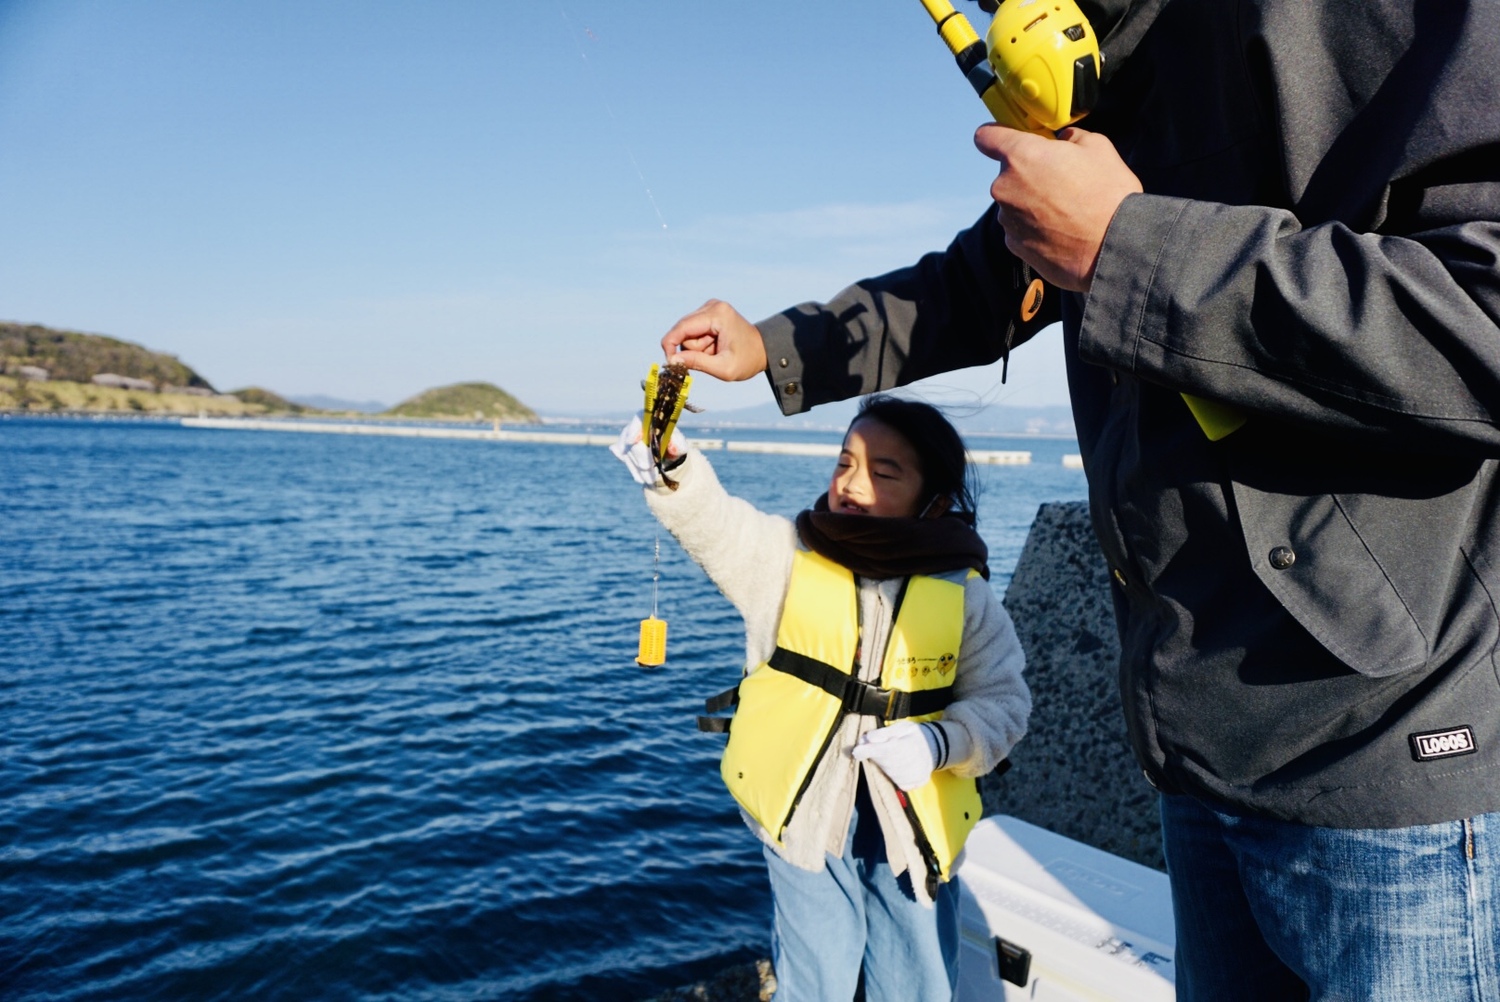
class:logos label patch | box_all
[1409,726,1477,762]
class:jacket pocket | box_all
[1232,483,1428,678]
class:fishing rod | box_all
[918,0,1247,441]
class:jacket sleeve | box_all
[642,448,796,667]
[756,208,1060,416]
[933,576,1031,779]
[1080,166,1500,455]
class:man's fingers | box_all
[974,122,1015,162]
[659,300,767,380]
[660,300,721,354]
[974,122,1044,164]
[675,333,718,355]
[1056,126,1107,148]
[669,349,725,378]
[660,300,729,354]
[660,318,706,354]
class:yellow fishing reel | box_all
[986,0,1101,134]
[920,0,1100,136]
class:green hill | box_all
[384,382,538,422]
[2,321,539,422]
[1,321,213,390]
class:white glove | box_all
[852,720,942,792]
[610,416,685,487]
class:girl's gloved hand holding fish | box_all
[610,416,684,488]
[613,394,1030,1001]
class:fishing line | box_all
[651,534,661,620]
[553,1,673,234]
[553,4,687,666]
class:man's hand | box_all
[660,299,768,382]
[975,124,1142,292]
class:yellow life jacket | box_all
[711,548,983,892]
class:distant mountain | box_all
[289,394,388,414]
[384,382,539,423]
[1,321,214,390]
[679,399,859,432]
[228,387,316,414]
[948,403,1076,437]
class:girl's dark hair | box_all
[852,395,978,518]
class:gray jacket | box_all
[756,0,1500,827]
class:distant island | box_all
[384,382,534,422]
[0,321,538,423]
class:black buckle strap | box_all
[697,648,955,735]
[696,685,740,734]
[767,648,952,721]
[703,686,739,714]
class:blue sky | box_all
[0,0,1069,414]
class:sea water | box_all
[0,417,1086,1000]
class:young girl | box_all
[613,395,1030,1002]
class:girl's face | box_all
[827,417,926,518]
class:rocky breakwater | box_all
[981,500,1162,870]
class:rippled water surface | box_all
[0,417,1085,1000]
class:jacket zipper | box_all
[778,575,895,839]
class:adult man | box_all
[660,0,1500,997]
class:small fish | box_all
[642,362,701,490]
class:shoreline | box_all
[3,407,1081,440]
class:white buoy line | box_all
[180,417,1076,465]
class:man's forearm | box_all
[757,208,1057,415]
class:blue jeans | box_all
[763,776,959,1002]
[1161,794,1500,1001]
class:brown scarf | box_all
[795,495,990,581]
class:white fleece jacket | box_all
[644,448,1030,903]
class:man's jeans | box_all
[762,777,959,1002]
[1162,793,1500,1001]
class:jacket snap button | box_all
[783,381,799,396]
[1269,546,1296,570]
[778,357,789,368]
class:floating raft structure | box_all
[181,417,1048,464]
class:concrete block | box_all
[981,501,1164,871]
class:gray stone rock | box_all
[981,501,1164,871]
[643,959,775,1002]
